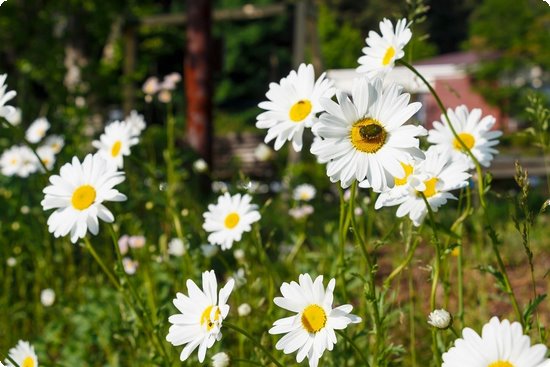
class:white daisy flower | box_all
[40,288,56,307]
[43,135,65,154]
[37,145,56,171]
[357,18,412,79]
[166,270,235,363]
[122,257,139,275]
[41,154,127,243]
[443,317,550,367]
[269,274,362,367]
[25,117,50,144]
[382,148,470,226]
[427,309,452,329]
[124,110,146,137]
[256,63,334,151]
[428,105,503,169]
[0,74,16,120]
[202,192,261,250]
[311,77,426,190]
[293,184,316,201]
[168,238,186,257]
[5,340,38,367]
[92,120,139,169]
[211,352,230,367]
[1,146,24,177]
[5,107,22,126]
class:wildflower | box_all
[124,110,146,137]
[357,18,412,79]
[158,90,172,103]
[41,154,127,243]
[293,184,316,201]
[211,352,230,367]
[7,257,16,267]
[1,146,38,178]
[203,192,261,250]
[40,288,56,307]
[201,244,219,258]
[128,235,145,249]
[166,270,235,363]
[269,274,361,367]
[233,249,245,262]
[168,238,186,257]
[380,148,469,226]
[254,143,274,161]
[37,146,56,171]
[92,120,138,169]
[427,309,452,329]
[161,72,182,91]
[428,105,502,169]
[25,117,50,144]
[237,303,251,317]
[0,73,16,120]
[442,317,550,367]
[256,63,334,151]
[122,257,139,275]
[311,77,425,190]
[373,155,424,209]
[193,158,208,173]
[142,77,160,97]
[5,340,38,367]
[289,205,314,220]
[5,107,21,126]
[118,235,130,255]
[43,135,65,154]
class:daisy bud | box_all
[40,288,56,307]
[193,158,208,173]
[211,352,230,367]
[6,257,16,267]
[428,309,452,329]
[237,303,251,317]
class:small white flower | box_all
[203,193,261,250]
[25,117,50,144]
[193,158,208,173]
[161,72,182,91]
[442,317,550,367]
[289,204,314,220]
[7,257,16,267]
[21,206,30,214]
[201,244,219,258]
[427,309,452,329]
[0,74,16,120]
[92,120,139,169]
[269,274,362,367]
[231,268,246,288]
[428,105,503,169]
[233,249,245,262]
[166,270,235,363]
[237,303,251,317]
[43,135,65,154]
[5,107,21,126]
[256,63,334,151]
[357,18,412,79]
[211,352,230,367]
[118,234,130,255]
[168,238,186,257]
[158,90,172,103]
[211,181,229,193]
[254,143,274,162]
[128,235,145,249]
[1,146,39,178]
[142,76,160,96]
[5,340,38,367]
[124,110,146,137]
[40,288,56,307]
[122,257,139,275]
[37,145,56,171]
[293,184,316,201]
[41,154,127,243]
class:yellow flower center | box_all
[22,357,35,367]
[289,99,312,122]
[417,177,439,198]
[394,163,414,186]
[488,362,514,367]
[111,140,122,157]
[200,305,221,331]
[453,132,475,151]
[224,212,240,229]
[350,118,387,153]
[10,158,17,165]
[71,185,97,210]
[301,304,327,333]
[383,46,396,66]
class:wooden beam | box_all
[140,3,287,27]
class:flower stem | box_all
[83,237,120,290]
[336,330,370,367]
[224,321,284,367]
[396,59,486,209]
[383,221,422,288]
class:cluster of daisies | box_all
[256,18,502,227]
[142,72,181,103]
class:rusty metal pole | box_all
[185,0,213,165]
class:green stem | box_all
[336,330,370,367]
[449,326,461,339]
[231,358,264,366]
[397,59,486,209]
[408,265,417,367]
[224,322,284,367]
[383,221,422,288]
[6,355,21,367]
[83,237,120,290]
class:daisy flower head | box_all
[37,145,56,171]
[443,317,550,367]
[383,147,470,226]
[202,192,261,250]
[1,146,39,178]
[25,117,50,144]
[428,105,502,169]
[256,63,334,152]
[269,274,362,367]
[41,153,127,243]
[166,270,235,363]
[5,340,38,367]
[293,184,316,201]
[311,77,426,190]
[0,73,16,120]
[43,135,65,154]
[124,110,146,137]
[92,120,139,169]
[357,18,412,79]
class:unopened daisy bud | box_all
[20,205,30,214]
[233,249,245,262]
[7,257,16,267]
[238,303,251,316]
[168,238,186,257]
[211,352,230,367]
[193,158,208,173]
[428,309,452,329]
[40,288,56,307]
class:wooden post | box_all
[122,24,137,115]
[185,0,213,165]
